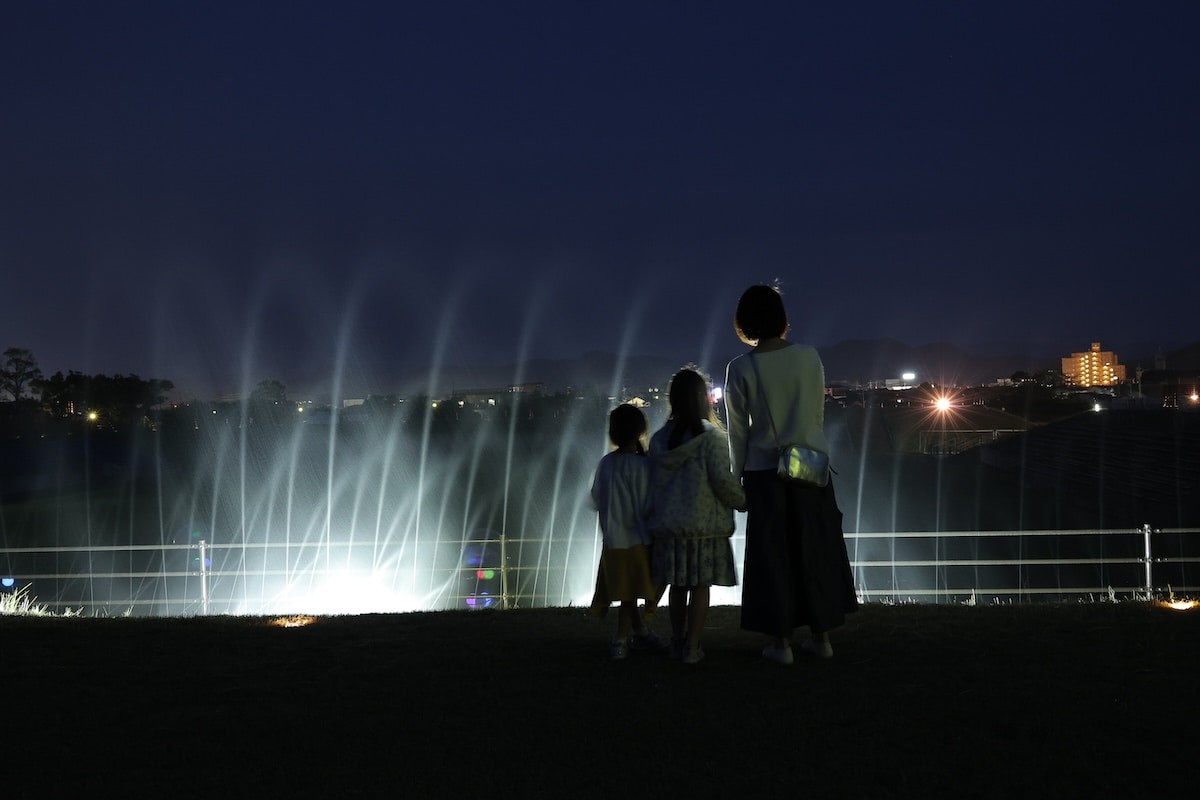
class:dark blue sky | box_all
[2,2,1197,398]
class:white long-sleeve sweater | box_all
[590,452,652,550]
[724,344,830,478]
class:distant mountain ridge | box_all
[388,339,1200,397]
[817,339,1047,386]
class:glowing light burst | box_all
[270,615,317,627]
[255,570,425,615]
[1160,599,1198,611]
[916,386,961,425]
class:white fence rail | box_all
[847,526,1200,603]
[2,526,1198,615]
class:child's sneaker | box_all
[630,630,669,651]
[762,643,794,666]
[609,639,630,660]
[682,646,705,664]
[799,638,833,659]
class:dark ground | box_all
[3,602,1198,799]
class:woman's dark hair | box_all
[734,284,789,345]
[608,403,648,454]
[667,368,720,449]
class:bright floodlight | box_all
[258,570,422,615]
[902,372,916,382]
[1161,599,1198,611]
[711,386,723,403]
[935,397,951,412]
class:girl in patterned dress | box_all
[648,368,746,664]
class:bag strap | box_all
[748,352,835,473]
[747,353,782,448]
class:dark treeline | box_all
[0,347,174,437]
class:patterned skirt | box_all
[652,537,739,588]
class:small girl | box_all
[589,403,663,659]
[649,368,746,664]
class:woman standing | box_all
[723,284,857,665]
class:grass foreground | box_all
[2,601,1198,798]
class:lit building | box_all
[1061,342,1126,387]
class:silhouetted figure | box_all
[648,368,744,664]
[724,285,858,665]
[588,404,664,659]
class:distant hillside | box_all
[1164,342,1200,371]
[818,339,1052,386]
[395,351,689,397]
[387,338,1200,398]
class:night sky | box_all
[2,2,1197,399]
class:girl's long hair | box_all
[667,368,720,449]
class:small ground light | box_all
[270,615,316,628]
[1161,600,1197,611]
[1,577,15,589]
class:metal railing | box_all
[1,526,1197,615]
[846,525,1200,602]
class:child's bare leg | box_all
[685,585,709,651]
[615,601,636,642]
[631,605,647,635]
[668,586,688,640]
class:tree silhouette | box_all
[248,379,290,425]
[37,370,89,416]
[34,370,173,428]
[1,347,43,402]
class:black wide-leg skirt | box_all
[740,469,858,637]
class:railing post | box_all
[198,539,210,615]
[500,531,509,610]
[1142,524,1153,598]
